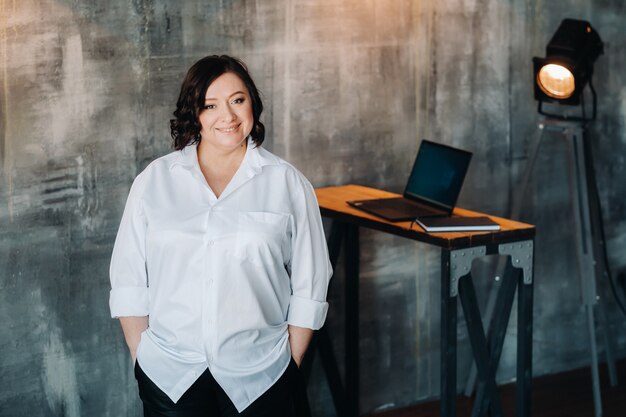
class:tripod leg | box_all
[596,300,618,386]
[511,123,548,220]
[586,304,603,417]
[567,129,603,417]
[582,132,619,386]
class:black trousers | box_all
[135,359,311,417]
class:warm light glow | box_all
[537,64,576,99]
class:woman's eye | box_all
[204,104,216,110]
[232,97,245,104]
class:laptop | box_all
[347,140,472,222]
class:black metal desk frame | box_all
[302,218,535,417]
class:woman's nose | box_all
[221,105,237,121]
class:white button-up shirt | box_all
[109,139,332,412]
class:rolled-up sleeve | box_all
[286,173,333,330]
[109,174,149,318]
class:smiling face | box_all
[198,72,254,152]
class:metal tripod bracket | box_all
[498,240,534,285]
[449,246,486,297]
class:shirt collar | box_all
[170,137,281,177]
[170,142,199,171]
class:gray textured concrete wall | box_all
[1,1,625,416]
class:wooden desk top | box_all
[315,184,536,250]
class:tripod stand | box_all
[464,118,618,417]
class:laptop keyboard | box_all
[380,198,443,217]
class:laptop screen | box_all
[404,140,472,211]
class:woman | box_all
[109,55,332,416]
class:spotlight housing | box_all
[533,18,604,106]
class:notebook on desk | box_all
[347,140,473,222]
[415,215,500,232]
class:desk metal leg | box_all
[472,260,520,417]
[345,224,360,417]
[305,221,359,417]
[517,270,533,417]
[443,246,488,417]
[458,272,505,417]
[499,241,534,417]
[302,221,348,416]
[445,242,532,417]
[440,250,457,417]
[317,327,349,416]
[302,221,344,377]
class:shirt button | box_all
[208,240,214,246]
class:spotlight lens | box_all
[537,64,575,99]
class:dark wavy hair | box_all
[170,55,265,150]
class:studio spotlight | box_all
[533,18,604,119]
[527,17,620,417]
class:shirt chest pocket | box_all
[230,212,290,266]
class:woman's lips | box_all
[217,124,240,133]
